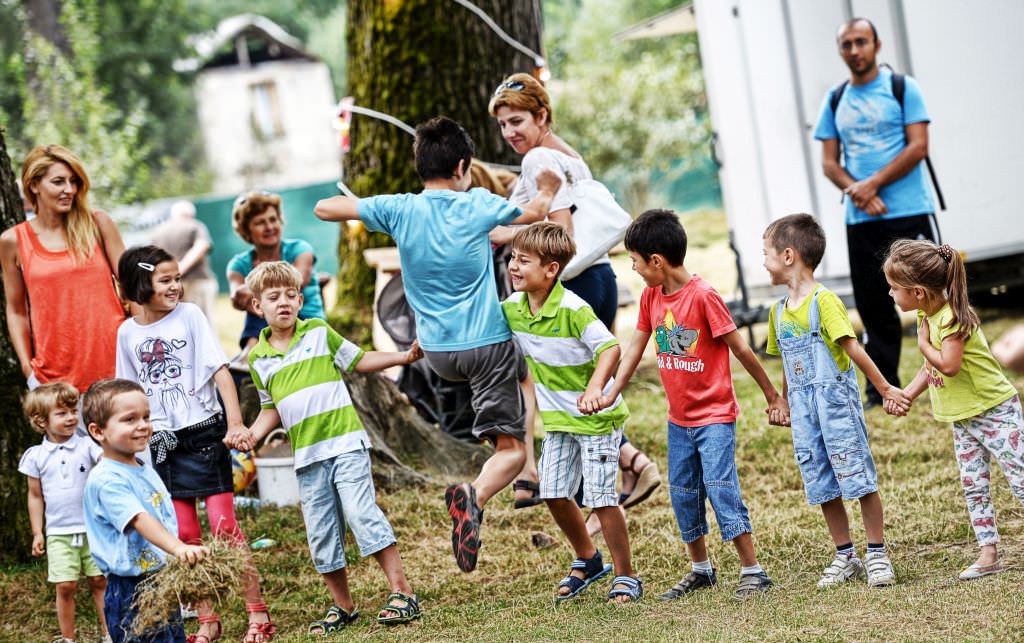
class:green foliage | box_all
[19,1,151,207]
[543,0,710,212]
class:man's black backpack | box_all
[830,66,946,211]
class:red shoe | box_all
[243,602,276,642]
[444,483,483,572]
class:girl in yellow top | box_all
[884,240,1023,581]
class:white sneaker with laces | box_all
[816,552,864,588]
[864,550,896,587]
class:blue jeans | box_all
[667,421,752,543]
[296,449,396,573]
[105,573,185,642]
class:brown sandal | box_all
[619,451,660,508]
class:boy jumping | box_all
[762,213,904,587]
[599,209,788,600]
[314,116,561,572]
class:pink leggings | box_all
[173,492,246,545]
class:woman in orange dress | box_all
[1,145,126,400]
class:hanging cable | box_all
[451,0,545,68]
[336,103,521,198]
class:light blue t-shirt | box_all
[814,67,933,225]
[84,458,178,577]
[226,238,326,320]
[359,188,522,351]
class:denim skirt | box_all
[151,413,233,498]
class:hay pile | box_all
[131,538,248,635]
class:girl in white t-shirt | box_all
[115,245,275,642]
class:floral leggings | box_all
[952,395,1024,545]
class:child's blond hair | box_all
[23,382,80,434]
[245,261,303,299]
[512,222,576,278]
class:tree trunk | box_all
[0,127,34,562]
[23,0,70,56]
[335,0,543,335]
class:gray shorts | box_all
[539,428,622,508]
[424,339,528,443]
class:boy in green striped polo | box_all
[242,261,424,631]
[502,222,641,604]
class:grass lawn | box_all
[4,214,1024,641]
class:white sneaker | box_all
[816,552,864,588]
[180,603,199,619]
[102,635,113,643]
[864,550,896,587]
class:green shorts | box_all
[47,534,102,583]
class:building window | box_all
[250,81,284,140]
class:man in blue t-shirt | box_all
[814,17,937,407]
[313,116,561,573]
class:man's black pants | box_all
[846,213,937,403]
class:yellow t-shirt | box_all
[767,285,855,371]
[921,304,1018,422]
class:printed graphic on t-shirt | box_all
[135,337,193,410]
[927,366,945,389]
[653,309,703,373]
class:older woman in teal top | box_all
[227,191,326,352]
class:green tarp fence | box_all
[193,181,341,293]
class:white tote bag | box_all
[560,170,633,281]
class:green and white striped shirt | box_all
[249,318,369,470]
[502,281,629,435]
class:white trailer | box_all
[635,1,1024,309]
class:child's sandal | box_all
[376,592,423,625]
[243,602,276,642]
[556,550,613,601]
[308,606,359,636]
[607,575,643,604]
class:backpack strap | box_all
[829,81,849,115]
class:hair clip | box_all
[937,244,954,264]
[138,262,155,272]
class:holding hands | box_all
[577,384,605,415]
[882,385,912,416]
[766,393,791,427]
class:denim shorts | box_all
[296,449,396,573]
[539,428,622,508]
[105,573,185,642]
[789,378,879,505]
[667,421,752,543]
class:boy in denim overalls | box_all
[762,214,910,588]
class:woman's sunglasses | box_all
[233,190,273,208]
[493,80,526,96]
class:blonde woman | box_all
[1,145,125,396]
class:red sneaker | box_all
[444,483,483,572]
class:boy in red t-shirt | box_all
[599,209,790,601]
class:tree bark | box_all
[23,0,70,56]
[0,126,34,562]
